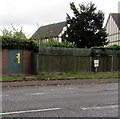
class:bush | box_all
[39,40,76,48]
[2,36,39,52]
[91,45,120,56]
[90,48,109,56]
[92,45,120,50]
[1,27,39,52]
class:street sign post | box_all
[94,60,99,72]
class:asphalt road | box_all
[2,83,118,117]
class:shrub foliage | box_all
[1,27,76,51]
[1,27,38,52]
[2,36,38,51]
[39,40,76,48]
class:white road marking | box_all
[81,105,118,110]
[26,93,46,95]
[1,108,61,115]
[26,92,72,95]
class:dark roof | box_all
[110,13,120,30]
[32,21,66,39]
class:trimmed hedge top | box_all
[92,45,120,50]
[1,36,39,52]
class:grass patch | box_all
[37,72,120,80]
[0,75,23,81]
[0,72,119,81]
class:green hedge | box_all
[2,36,39,52]
[1,36,76,52]
[92,45,120,50]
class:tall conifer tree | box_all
[64,2,108,48]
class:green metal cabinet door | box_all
[8,49,23,73]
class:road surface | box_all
[2,83,118,117]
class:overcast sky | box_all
[0,0,119,38]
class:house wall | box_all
[106,16,120,46]
[52,37,62,42]
[41,37,62,43]
[58,26,67,42]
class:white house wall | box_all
[106,15,120,46]
[41,37,62,43]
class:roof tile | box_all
[32,21,66,39]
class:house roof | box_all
[110,13,120,30]
[32,21,66,39]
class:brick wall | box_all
[23,50,33,74]
[2,49,33,74]
[0,50,2,74]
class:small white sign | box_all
[94,60,99,67]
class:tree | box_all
[63,2,108,48]
[11,26,27,39]
[1,28,12,37]
[0,26,27,40]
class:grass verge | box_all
[1,72,119,81]
[37,72,120,80]
[0,75,23,81]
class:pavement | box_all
[2,78,119,88]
